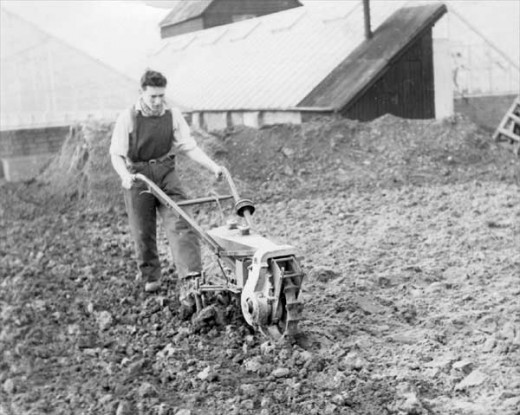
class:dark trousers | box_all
[124,158,202,283]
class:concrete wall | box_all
[454,94,518,131]
[190,96,516,133]
[261,111,301,126]
[0,126,69,158]
[242,112,261,128]
[0,126,69,180]
[1,154,55,182]
[433,38,454,119]
[190,110,306,131]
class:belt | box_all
[127,154,175,166]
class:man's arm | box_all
[110,110,136,189]
[111,154,135,189]
[184,147,223,178]
[170,107,222,178]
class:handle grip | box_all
[221,167,255,227]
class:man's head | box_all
[140,70,167,113]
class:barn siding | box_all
[160,18,205,39]
[203,0,300,28]
[343,30,435,121]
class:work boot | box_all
[178,299,196,321]
[144,281,161,293]
[136,272,161,293]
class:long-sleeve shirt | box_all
[109,100,197,158]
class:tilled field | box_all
[1,115,519,415]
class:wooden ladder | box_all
[493,96,520,155]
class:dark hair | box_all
[140,70,167,89]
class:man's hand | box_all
[121,173,136,189]
[111,155,136,190]
[214,165,224,180]
[184,147,224,181]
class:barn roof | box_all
[0,8,138,130]
[301,3,447,110]
[146,1,446,112]
[159,0,213,28]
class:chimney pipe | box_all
[363,0,373,40]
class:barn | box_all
[146,1,450,131]
[3,1,516,181]
[0,8,137,181]
[159,0,303,39]
[300,4,446,121]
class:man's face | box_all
[141,86,166,111]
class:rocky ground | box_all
[1,114,519,415]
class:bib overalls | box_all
[123,109,202,285]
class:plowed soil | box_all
[1,114,519,415]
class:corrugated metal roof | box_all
[301,3,447,110]
[1,1,165,79]
[147,1,430,111]
[1,8,140,130]
[159,0,213,28]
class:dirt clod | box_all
[1,114,519,414]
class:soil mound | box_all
[3,113,518,220]
[218,114,518,201]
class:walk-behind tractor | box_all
[134,168,304,340]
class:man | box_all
[110,69,222,316]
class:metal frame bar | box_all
[134,173,223,253]
[177,194,233,206]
